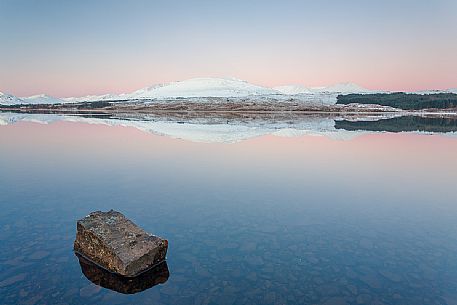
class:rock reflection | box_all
[76,254,169,294]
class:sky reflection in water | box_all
[1,121,457,305]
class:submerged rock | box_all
[76,253,169,294]
[74,210,168,277]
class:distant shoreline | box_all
[1,100,456,118]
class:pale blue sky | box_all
[1,0,456,96]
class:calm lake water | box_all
[1,117,457,305]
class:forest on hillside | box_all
[337,93,457,110]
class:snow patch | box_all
[274,83,372,95]
[273,85,313,95]
[129,77,280,99]
[21,94,65,105]
[0,92,24,105]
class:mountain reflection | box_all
[76,254,169,294]
[1,112,456,143]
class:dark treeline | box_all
[75,101,112,109]
[335,116,457,133]
[337,93,457,110]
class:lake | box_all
[1,113,457,305]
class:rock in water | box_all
[74,210,168,277]
[76,253,169,294]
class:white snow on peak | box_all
[61,77,280,102]
[274,82,372,95]
[312,82,371,94]
[22,94,64,105]
[273,85,313,95]
[0,92,66,105]
[0,92,24,105]
[62,93,121,103]
[129,77,280,99]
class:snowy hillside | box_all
[0,92,65,105]
[3,77,454,105]
[63,93,122,103]
[64,79,373,102]
[0,92,24,105]
[129,77,280,99]
[316,82,371,94]
[273,85,313,95]
[22,94,64,105]
[274,83,371,95]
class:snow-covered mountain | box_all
[21,94,64,105]
[0,92,24,105]
[273,85,313,95]
[62,93,121,103]
[62,78,281,102]
[0,92,65,105]
[3,77,455,105]
[274,82,371,95]
[63,78,373,103]
[316,82,371,94]
[129,77,280,99]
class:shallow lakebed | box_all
[1,115,457,305]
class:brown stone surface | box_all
[74,210,168,277]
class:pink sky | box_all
[1,1,456,97]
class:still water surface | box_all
[1,120,457,305]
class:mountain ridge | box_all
[2,77,456,105]
[64,78,373,102]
